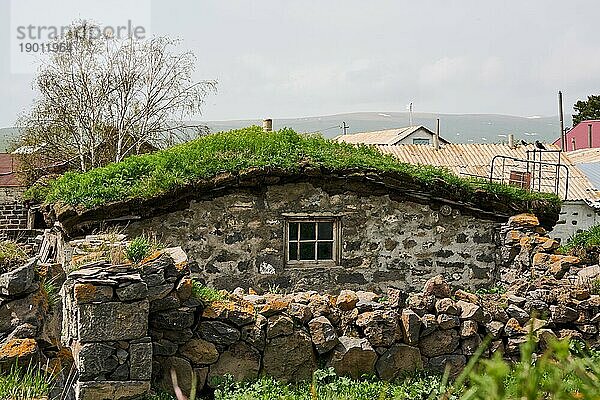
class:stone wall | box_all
[126,182,502,293]
[0,187,29,230]
[59,214,600,400]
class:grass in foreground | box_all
[147,336,600,400]
[0,364,55,399]
[24,126,560,211]
[191,280,228,303]
[558,223,600,255]
[0,240,28,273]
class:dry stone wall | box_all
[126,181,502,294]
[59,214,600,399]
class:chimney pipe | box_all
[589,123,593,148]
[508,134,515,149]
[559,91,565,150]
[572,137,577,151]
[263,119,273,132]
[433,118,440,150]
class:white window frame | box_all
[283,215,341,266]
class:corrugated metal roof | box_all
[335,125,449,145]
[577,163,600,190]
[376,143,600,202]
[0,154,23,187]
[564,148,600,164]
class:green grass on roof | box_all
[25,126,561,210]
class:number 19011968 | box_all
[19,42,72,53]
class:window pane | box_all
[300,242,316,260]
[318,222,334,240]
[300,223,316,240]
[289,242,298,260]
[317,242,333,260]
[288,222,298,240]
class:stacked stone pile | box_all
[0,255,67,375]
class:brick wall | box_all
[0,187,28,230]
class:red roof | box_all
[553,120,600,151]
[0,154,24,187]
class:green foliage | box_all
[41,277,60,308]
[125,235,154,263]
[0,241,28,272]
[559,224,600,254]
[573,95,600,126]
[0,363,55,399]
[191,280,227,303]
[25,127,560,211]
[455,336,600,399]
[212,368,445,400]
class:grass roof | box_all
[25,126,561,214]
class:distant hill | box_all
[200,112,566,144]
[0,113,566,153]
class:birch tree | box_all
[18,21,216,174]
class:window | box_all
[412,138,430,145]
[286,219,339,263]
[509,171,531,190]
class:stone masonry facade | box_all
[126,182,501,293]
[0,187,28,231]
[55,213,600,399]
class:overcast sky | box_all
[0,0,598,127]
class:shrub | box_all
[41,277,60,309]
[559,224,600,263]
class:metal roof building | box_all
[335,125,450,146]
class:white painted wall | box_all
[550,200,600,243]
[395,128,435,145]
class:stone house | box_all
[0,154,30,234]
[54,168,555,294]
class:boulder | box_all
[267,315,294,339]
[287,303,313,324]
[461,334,482,356]
[420,314,438,337]
[0,258,36,297]
[0,338,40,372]
[260,297,291,317]
[454,290,479,304]
[457,300,484,321]
[400,309,421,344]
[435,298,459,315]
[375,344,422,381]
[532,253,580,279]
[406,293,436,316]
[437,314,460,330]
[507,213,539,229]
[484,320,504,338]
[157,356,193,397]
[550,305,579,324]
[241,314,267,351]
[504,318,525,337]
[263,330,316,383]
[328,336,377,379]
[418,329,459,358]
[198,321,241,346]
[428,354,466,376]
[129,342,153,380]
[76,343,119,381]
[308,316,339,354]
[336,290,359,311]
[356,310,400,347]
[423,275,451,298]
[207,342,261,386]
[76,381,150,400]
[115,281,148,302]
[459,320,479,338]
[506,305,529,324]
[178,338,219,365]
[151,307,194,331]
[386,287,407,308]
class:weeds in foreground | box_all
[0,363,55,399]
[125,234,162,264]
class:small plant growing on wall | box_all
[191,280,227,302]
[125,235,163,264]
[0,241,28,273]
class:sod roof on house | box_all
[26,126,561,232]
